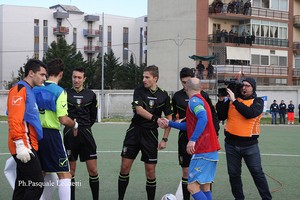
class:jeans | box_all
[225,142,272,200]
[270,112,277,124]
[279,113,285,124]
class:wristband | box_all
[162,138,168,142]
[151,115,159,123]
[74,121,78,129]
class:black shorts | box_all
[64,127,97,162]
[178,131,192,168]
[121,124,158,164]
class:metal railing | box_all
[214,65,288,76]
[293,15,300,27]
[208,3,289,20]
[208,34,288,47]
[293,68,300,77]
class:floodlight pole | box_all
[100,12,104,121]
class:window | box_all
[108,26,112,32]
[34,19,39,26]
[295,56,300,68]
[43,20,48,27]
[251,54,260,65]
[270,56,278,65]
[123,43,128,48]
[279,56,287,66]
[43,36,48,43]
[261,55,269,65]
[34,53,39,59]
[123,27,129,33]
[34,36,39,44]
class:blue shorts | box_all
[38,128,70,173]
[188,156,217,184]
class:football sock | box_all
[71,176,75,200]
[146,178,156,200]
[192,190,207,200]
[182,177,190,200]
[40,173,58,200]
[58,178,71,200]
[204,191,212,200]
[118,173,129,200]
[89,174,99,200]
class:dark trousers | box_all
[270,112,277,124]
[279,113,285,124]
[225,142,272,200]
[13,150,44,200]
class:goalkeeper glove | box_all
[14,139,33,163]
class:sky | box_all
[0,0,147,17]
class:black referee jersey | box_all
[66,88,97,127]
[131,85,173,129]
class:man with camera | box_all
[216,77,272,200]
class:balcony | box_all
[84,15,100,22]
[294,15,300,28]
[208,3,289,20]
[83,29,100,38]
[53,11,69,19]
[293,42,300,55]
[215,65,288,77]
[53,26,69,35]
[84,45,100,54]
[293,68,300,78]
[208,34,288,47]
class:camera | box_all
[217,78,243,97]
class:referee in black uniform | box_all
[172,67,219,200]
[63,67,99,200]
[118,65,173,200]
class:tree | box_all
[102,50,121,89]
[43,37,85,88]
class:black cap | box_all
[242,77,256,91]
[180,67,195,78]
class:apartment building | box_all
[148,0,300,91]
[0,4,147,89]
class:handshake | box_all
[157,118,169,129]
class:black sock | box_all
[71,176,75,200]
[146,178,156,200]
[89,174,99,200]
[118,173,129,200]
[182,177,190,200]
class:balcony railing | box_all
[83,45,100,53]
[215,65,288,76]
[209,3,289,20]
[293,68,300,77]
[293,42,300,55]
[53,26,69,35]
[208,34,288,47]
[83,29,100,37]
[294,15,300,28]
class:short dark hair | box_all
[144,65,159,80]
[47,58,64,76]
[24,59,47,77]
[180,67,195,78]
[73,67,86,77]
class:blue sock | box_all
[204,191,212,200]
[192,190,207,200]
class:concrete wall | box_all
[1,86,300,120]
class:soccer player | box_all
[34,58,78,200]
[118,65,173,200]
[7,59,47,199]
[172,67,219,200]
[63,67,99,200]
[162,77,220,200]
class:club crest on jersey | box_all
[149,100,155,108]
[76,98,82,105]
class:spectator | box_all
[279,100,287,124]
[270,100,279,124]
[196,61,205,79]
[287,100,295,125]
[298,103,300,123]
[207,61,214,79]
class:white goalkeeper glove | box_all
[14,139,33,163]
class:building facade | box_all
[0,4,147,89]
[148,0,300,91]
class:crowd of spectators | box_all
[210,0,252,15]
[213,28,255,45]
